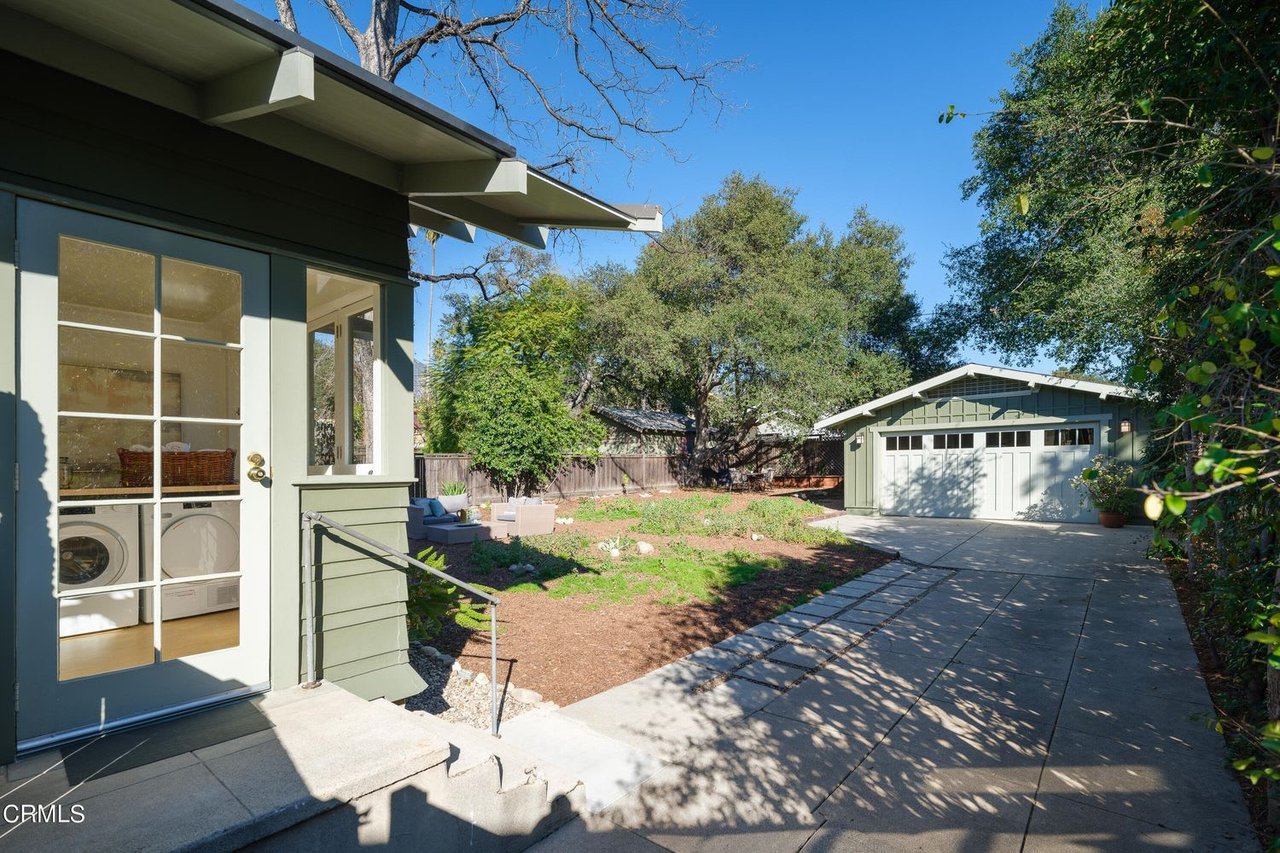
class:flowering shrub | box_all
[1070,455,1137,514]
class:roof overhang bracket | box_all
[1027,380,1038,389]
[408,203,477,243]
[411,198,547,249]
[402,158,528,196]
[202,48,315,125]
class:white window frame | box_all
[307,291,381,475]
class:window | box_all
[1001,431,1015,447]
[307,270,380,473]
[961,433,974,449]
[947,433,961,449]
[910,435,923,450]
[1016,430,1031,447]
[887,435,923,452]
[886,435,898,451]
[1049,427,1095,447]
[934,434,946,449]
[986,432,1000,448]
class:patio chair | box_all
[490,499,557,536]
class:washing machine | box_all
[142,501,241,622]
[57,504,142,637]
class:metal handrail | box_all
[300,509,502,736]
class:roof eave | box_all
[813,363,1139,432]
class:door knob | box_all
[246,452,265,466]
[247,466,267,482]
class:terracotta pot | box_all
[1098,510,1127,529]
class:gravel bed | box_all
[405,644,539,729]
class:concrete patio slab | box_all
[526,530,1257,852]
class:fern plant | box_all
[406,546,499,637]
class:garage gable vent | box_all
[926,375,1031,402]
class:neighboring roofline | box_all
[813,363,1138,431]
[593,406,695,433]
[182,0,515,157]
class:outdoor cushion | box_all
[426,498,448,517]
[497,511,518,522]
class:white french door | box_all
[15,201,271,750]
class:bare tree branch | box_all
[274,0,299,32]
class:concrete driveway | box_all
[812,514,1155,578]
[519,517,1256,853]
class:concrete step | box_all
[252,701,585,852]
[498,710,664,814]
[0,681,453,853]
[394,703,582,803]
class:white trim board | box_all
[863,414,1112,435]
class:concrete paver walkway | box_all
[520,519,1257,852]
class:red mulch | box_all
[422,489,889,706]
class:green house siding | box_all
[0,52,410,278]
[300,485,425,702]
[0,52,425,759]
[840,388,1149,515]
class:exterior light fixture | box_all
[853,433,865,447]
[1119,418,1133,435]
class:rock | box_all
[702,518,712,526]
[751,533,764,541]
[473,672,489,688]
[636,541,655,555]
[659,489,673,494]
[609,548,621,559]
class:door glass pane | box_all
[59,591,151,680]
[58,236,155,331]
[310,324,336,466]
[910,435,923,450]
[157,425,240,497]
[1016,431,1031,447]
[349,309,376,465]
[986,432,1000,448]
[57,503,144,593]
[1001,432,1015,447]
[59,416,153,498]
[59,328,154,415]
[1044,429,1059,447]
[161,258,241,343]
[160,340,239,420]
[160,580,240,660]
[1077,428,1094,446]
[961,433,974,449]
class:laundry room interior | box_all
[54,235,244,680]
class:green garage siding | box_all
[840,385,1148,516]
[301,485,425,702]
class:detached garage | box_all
[816,364,1147,522]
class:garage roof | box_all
[0,0,662,248]
[814,364,1137,431]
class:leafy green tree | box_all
[588,173,933,466]
[427,275,604,495]
[940,0,1279,825]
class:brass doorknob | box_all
[247,466,267,482]
[246,452,265,466]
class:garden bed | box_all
[411,489,888,706]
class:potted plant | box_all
[438,480,470,513]
[1070,455,1137,528]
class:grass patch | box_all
[472,532,599,579]
[573,496,646,521]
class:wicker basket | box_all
[117,448,237,487]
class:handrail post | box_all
[302,513,320,688]
[490,604,499,738]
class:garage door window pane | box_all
[910,435,923,450]
[1016,431,1031,447]
[986,432,1000,448]
[961,433,974,448]
[1077,428,1094,446]
[1000,432,1015,447]
[885,436,897,451]
[1044,429,1059,446]
[934,435,946,449]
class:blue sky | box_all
[244,1,1066,371]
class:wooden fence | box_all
[413,454,682,501]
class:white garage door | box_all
[880,425,1098,522]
